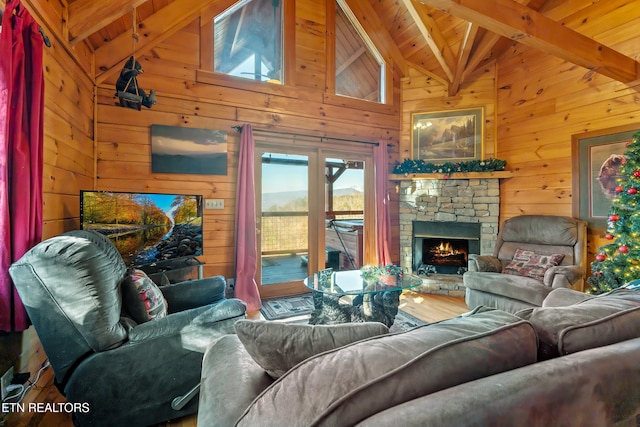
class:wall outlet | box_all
[1,366,13,401]
[227,278,235,289]
[205,199,224,210]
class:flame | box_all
[432,241,462,257]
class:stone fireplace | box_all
[399,177,501,296]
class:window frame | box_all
[199,0,296,90]
[326,0,392,110]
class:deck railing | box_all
[261,212,308,255]
[261,211,362,255]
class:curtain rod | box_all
[232,125,386,147]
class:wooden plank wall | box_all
[23,0,95,238]
[2,0,95,415]
[400,65,498,161]
[496,10,640,270]
[95,1,402,280]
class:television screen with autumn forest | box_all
[80,190,203,266]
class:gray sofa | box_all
[198,287,640,426]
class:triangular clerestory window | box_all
[214,0,284,84]
[335,0,385,103]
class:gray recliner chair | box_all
[9,230,247,426]
[463,215,588,314]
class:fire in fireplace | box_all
[413,221,481,275]
[423,238,468,267]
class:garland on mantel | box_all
[393,158,507,175]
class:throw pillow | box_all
[234,320,389,378]
[121,268,168,323]
[517,288,640,359]
[502,248,565,281]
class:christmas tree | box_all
[587,131,640,294]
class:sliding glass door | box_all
[254,139,375,299]
[324,156,367,270]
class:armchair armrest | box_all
[468,254,502,272]
[542,288,592,307]
[66,298,246,426]
[543,265,585,289]
[160,276,226,313]
[129,299,246,345]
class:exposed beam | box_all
[402,0,455,82]
[462,31,504,75]
[337,46,366,75]
[406,61,449,87]
[459,0,546,78]
[95,0,235,84]
[449,22,479,96]
[67,0,149,45]
[417,0,640,83]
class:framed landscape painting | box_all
[572,124,640,229]
[151,125,228,175]
[411,107,483,164]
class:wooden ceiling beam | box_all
[406,61,449,87]
[464,31,503,77]
[337,46,366,75]
[417,0,640,83]
[459,0,546,78]
[449,22,479,96]
[95,0,235,84]
[67,0,149,45]
[402,0,456,83]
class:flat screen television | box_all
[80,190,204,266]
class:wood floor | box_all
[6,292,468,427]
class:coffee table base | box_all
[308,289,401,327]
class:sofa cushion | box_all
[500,215,580,246]
[463,271,552,306]
[121,268,168,323]
[358,338,640,427]
[236,308,538,427]
[517,288,640,359]
[234,320,389,378]
[502,248,564,282]
[199,335,275,427]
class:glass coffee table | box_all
[303,269,422,327]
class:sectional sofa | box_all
[198,287,640,426]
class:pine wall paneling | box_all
[495,12,640,272]
[96,1,402,280]
[400,64,498,161]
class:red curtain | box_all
[234,124,262,312]
[374,141,392,266]
[0,1,45,332]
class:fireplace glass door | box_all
[421,238,469,274]
[413,221,481,275]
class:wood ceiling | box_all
[25,0,640,94]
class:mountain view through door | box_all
[260,153,364,285]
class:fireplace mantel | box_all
[389,171,513,180]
